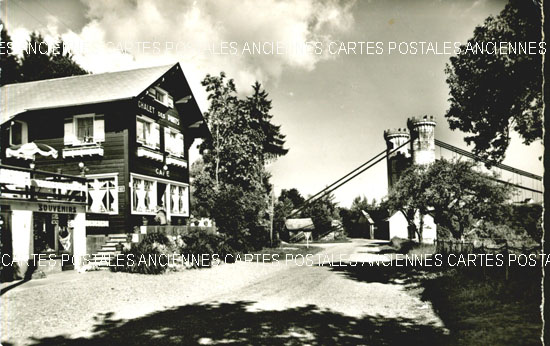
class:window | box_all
[87,175,118,214]
[155,89,165,104]
[131,174,189,216]
[136,116,160,149]
[170,184,189,216]
[148,87,173,108]
[131,176,157,214]
[164,127,184,157]
[76,116,94,143]
[64,114,104,146]
[9,121,28,145]
[136,118,150,143]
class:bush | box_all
[111,232,174,274]
[389,236,416,253]
[180,228,232,267]
[211,185,270,252]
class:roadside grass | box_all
[384,237,542,344]
[252,245,323,262]
[420,265,541,345]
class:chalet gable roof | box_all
[0,63,179,125]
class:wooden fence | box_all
[435,239,542,280]
[435,239,541,256]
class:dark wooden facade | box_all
[0,64,208,235]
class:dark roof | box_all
[1,64,174,125]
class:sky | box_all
[1,0,544,207]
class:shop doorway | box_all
[0,211,14,281]
[33,213,74,268]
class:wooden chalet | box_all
[0,63,209,275]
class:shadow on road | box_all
[23,300,448,345]
[327,262,430,286]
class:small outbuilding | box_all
[285,218,314,241]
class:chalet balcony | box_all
[166,155,187,168]
[137,146,163,162]
[0,164,87,203]
[63,143,104,158]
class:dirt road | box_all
[1,239,449,345]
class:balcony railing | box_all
[0,164,87,203]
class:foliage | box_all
[180,228,232,267]
[0,20,19,85]
[0,26,88,85]
[273,188,305,240]
[190,158,216,218]
[111,232,174,274]
[300,192,340,239]
[199,72,264,189]
[279,188,305,207]
[340,196,386,238]
[445,0,542,163]
[471,203,542,244]
[244,82,289,162]
[503,203,542,241]
[385,159,512,240]
[423,159,511,239]
[382,165,429,241]
[210,184,270,252]
[194,72,288,251]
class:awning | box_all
[6,142,58,160]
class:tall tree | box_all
[196,72,288,250]
[279,188,305,207]
[19,33,87,82]
[421,159,511,240]
[245,82,289,162]
[300,192,340,239]
[383,165,429,242]
[0,20,19,85]
[386,159,512,241]
[445,0,543,163]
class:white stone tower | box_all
[407,115,436,166]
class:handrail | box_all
[0,163,87,183]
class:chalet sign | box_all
[138,99,180,125]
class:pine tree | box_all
[0,20,20,86]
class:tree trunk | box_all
[417,214,424,243]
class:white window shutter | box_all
[176,133,184,157]
[94,115,105,143]
[64,117,75,145]
[167,96,174,108]
[164,127,171,153]
[151,123,160,149]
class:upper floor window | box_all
[148,87,174,108]
[136,115,160,149]
[9,120,28,145]
[64,114,104,146]
[76,116,94,143]
[164,127,184,157]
